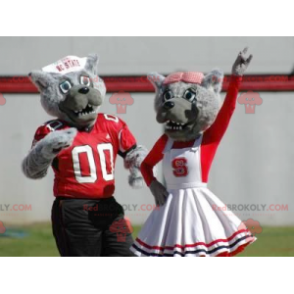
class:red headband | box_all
[163,71,204,85]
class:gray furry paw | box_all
[129,175,145,189]
[125,145,149,189]
[150,179,169,206]
[124,145,149,169]
[231,47,253,76]
[40,128,77,159]
[128,166,145,189]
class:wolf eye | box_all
[183,89,196,102]
[163,90,173,101]
[80,76,91,86]
[59,81,72,94]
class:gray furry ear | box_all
[201,69,224,94]
[85,53,99,75]
[29,70,54,92]
[147,72,165,91]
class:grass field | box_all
[0,223,294,256]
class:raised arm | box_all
[204,47,253,143]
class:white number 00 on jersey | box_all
[72,143,114,183]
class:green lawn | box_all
[0,223,293,256]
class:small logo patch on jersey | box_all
[46,120,63,132]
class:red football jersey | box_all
[32,113,137,199]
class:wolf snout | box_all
[78,87,90,94]
[163,101,175,110]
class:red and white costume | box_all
[131,76,256,257]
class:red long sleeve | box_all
[140,134,168,186]
[201,75,242,182]
[203,75,242,143]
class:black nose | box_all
[163,101,175,110]
[79,87,90,94]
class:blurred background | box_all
[0,37,294,256]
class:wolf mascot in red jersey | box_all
[22,54,147,256]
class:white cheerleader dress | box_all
[130,76,256,257]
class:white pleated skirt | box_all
[131,187,256,257]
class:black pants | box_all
[51,197,135,256]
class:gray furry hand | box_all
[128,166,145,189]
[231,47,253,76]
[149,180,169,206]
[40,128,77,159]
[124,145,149,169]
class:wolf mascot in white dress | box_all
[131,48,256,257]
